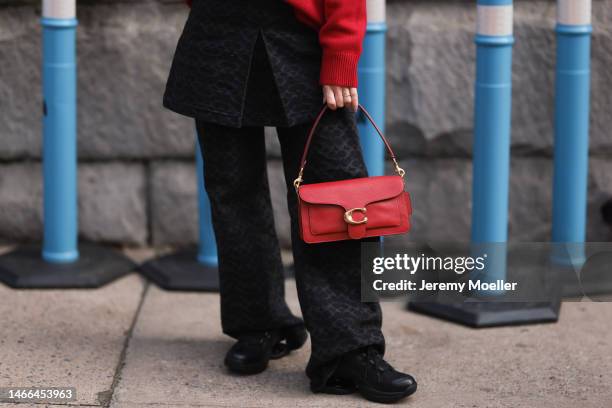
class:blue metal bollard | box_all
[41,0,79,263]
[552,0,592,267]
[358,0,387,177]
[0,0,135,288]
[472,0,514,244]
[471,0,515,294]
[408,0,559,326]
[195,137,218,266]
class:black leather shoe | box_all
[281,324,309,351]
[224,326,308,375]
[316,347,417,404]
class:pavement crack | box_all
[101,279,150,408]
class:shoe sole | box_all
[356,382,418,404]
[315,382,357,395]
[224,355,269,375]
[316,381,417,403]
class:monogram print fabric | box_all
[164,0,323,128]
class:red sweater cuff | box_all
[320,51,360,88]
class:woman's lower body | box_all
[196,109,385,388]
[163,1,416,402]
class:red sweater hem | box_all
[320,51,361,88]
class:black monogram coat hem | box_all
[163,0,324,128]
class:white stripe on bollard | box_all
[557,0,591,25]
[366,0,386,24]
[43,0,76,19]
[477,5,513,36]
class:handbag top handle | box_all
[294,104,406,190]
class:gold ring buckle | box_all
[344,208,368,225]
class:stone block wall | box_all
[1,0,611,248]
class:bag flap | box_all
[298,175,404,210]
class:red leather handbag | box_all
[294,105,412,244]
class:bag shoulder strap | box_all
[294,104,405,190]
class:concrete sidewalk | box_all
[1,248,611,408]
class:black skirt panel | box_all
[163,0,323,128]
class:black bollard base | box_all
[0,243,135,289]
[548,243,612,299]
[407,300,561,328]
[558,265,612,298]
[139,248,219,292]
[398,242,565,328]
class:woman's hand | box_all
[322,85,358,112]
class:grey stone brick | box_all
[0,162,147,245]
[0,163,43,242]
[386,0,612,157]
[0,1,195,160]
[395,158,473,244]
[150,161,199,246]
[0,5,42,159]
[79,162,148,245]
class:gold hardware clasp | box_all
[293,167,304,191]
[392,158,406,178]
[344,208,368,225]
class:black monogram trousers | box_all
[196,109,385,387]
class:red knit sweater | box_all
[184,0,366,87]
